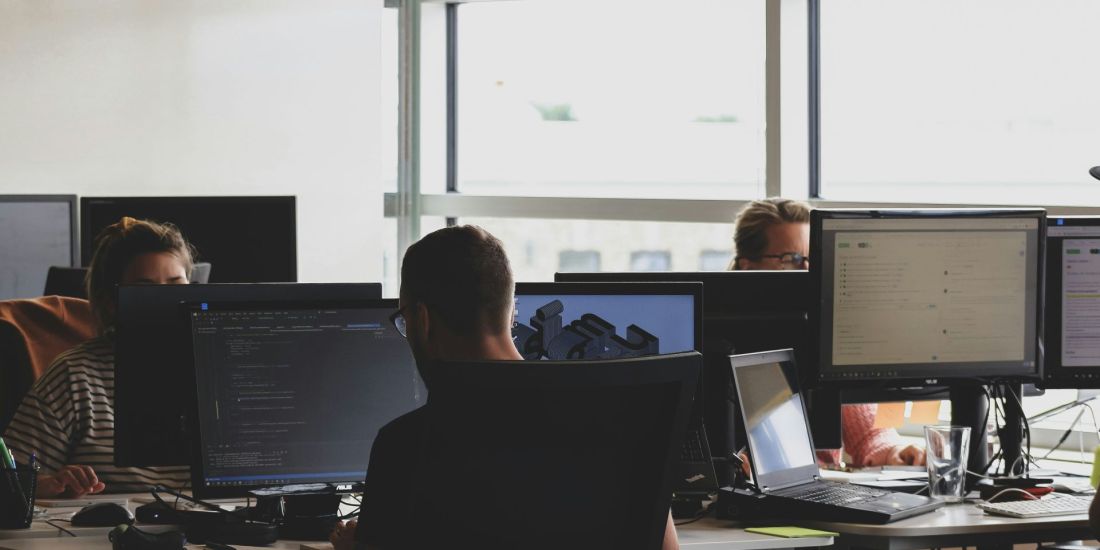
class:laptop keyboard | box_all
[777,481,889,505]
[680,428,708,463]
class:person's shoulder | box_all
[377,406,428,441]
[53,336,114,366]
[35,336,113,387]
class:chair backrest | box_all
[408,352,701,550]
[0,297,95,432]
[43,266,88,299]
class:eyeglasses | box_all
[758,252,809,269]
[389,308,408,338]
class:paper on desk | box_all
[873,402,906,429]
[909,400,942,424]
[746,526,839,538]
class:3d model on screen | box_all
[512,299,660,360]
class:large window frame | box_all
[384,0,1100,456]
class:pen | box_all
[0,437,16,469]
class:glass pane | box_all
[820,1,1100,204]
[458,218,736,282]
[456,0,766,199]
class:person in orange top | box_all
[730,198,924,467]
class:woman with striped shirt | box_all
[3,217,193,497]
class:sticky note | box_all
[873,402,906,429]
[745,526,839,538]
[1091,446,1100,489]
[909,400,942,425]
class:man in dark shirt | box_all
[330,225,679,550]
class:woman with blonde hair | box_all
[3,217,195,497]
[731,198,924,467]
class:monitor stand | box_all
[247,491,343,541]
[950,383,1027,488]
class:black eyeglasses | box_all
[758,252,809,269]
[389,308,408,338]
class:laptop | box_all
[730,349,944,524]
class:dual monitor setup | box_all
[0,195,298,300]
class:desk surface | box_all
[0,495,832,550]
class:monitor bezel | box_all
[0,194,78,267]
[810,208,1046,386]
[185,297,403,500]
[514,281,704,355]
[1042,215,1100,388]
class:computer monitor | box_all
[0,195,77,300]
[812,209,1045,385]
[1043,215,1100,388]
[188,299,424,499]
[80,196,297,283]
[551,272,832,457]
[399,352,700,550]
[512,282,702,360]
[114,283,382,467]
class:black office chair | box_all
[43,262,211,299]
[43,267,88,299]
[386,352,701,550]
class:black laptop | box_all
[730,349,944,524]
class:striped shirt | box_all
[2,336,190,493]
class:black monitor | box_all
[1043,216,1100,388]
[394,352,700,550]
[552,272,844,466]
[188,299,424,499]
[80,196,297,283]
[114,283,382,467]
[811,209,1045,385]
[512,282,702,359]
[0,195,78,300]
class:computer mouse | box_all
[71,501,135,527]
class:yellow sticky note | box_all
[909,400,942,425]
[745,526,839,538]
[873,402,906,429]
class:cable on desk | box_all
[984,487,1038,503]
[45,518,77,537]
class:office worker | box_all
[2,217,193,497]
[330,225,680,550]
[730,198,924,467]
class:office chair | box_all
[0,297,95,432]
[379,352,700,550]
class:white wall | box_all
[0,0,386,283]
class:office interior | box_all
[3,1,1100,548]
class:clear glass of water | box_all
[924,425,971,502]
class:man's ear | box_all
[414,301,432,340]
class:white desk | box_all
[1,495,833,550]
[800,501,1092,550]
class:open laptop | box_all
[730,349,944,524]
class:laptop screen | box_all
[731,351,818,487]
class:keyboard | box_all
[978,494,1093,518]
[779,481,889,505]
[680,428,708,463]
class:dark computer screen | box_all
[512,282,702,360]
[812,209,1045,385]
[1043,216,1100,388]
[189,301,424,499]
[80,196,296,283]
[114,283,382,468]
[0,195,77,300]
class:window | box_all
[455,0,766,199]
[818,0,1100,205]
[630,251,672,272]
[698,249,732,271]
[558,250,601,273]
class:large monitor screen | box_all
[81,196,296,283]
[189,301,423,498]
[511,282,701,361]
[1043,216,1100,388]
[114,283,382,468]
[0,196,77,299]
[812,210,1044,384]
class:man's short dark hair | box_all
[400,225,514,336]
